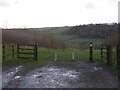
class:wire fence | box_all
[2,43,118,67]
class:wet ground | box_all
[2,61,118,88]
[2,66,22,88]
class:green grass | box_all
[66,37,103,45]
[3,48,117,65]
[38,27,70,34]
[52,34,79,41]
[42,33,103,45]
[38,48,74,62]
[30,27,104,45]
[2,47,117,75]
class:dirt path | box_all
[2,61,118,88]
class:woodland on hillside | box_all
[63,23,118,38]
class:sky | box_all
[0,0,119,28]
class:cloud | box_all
[0,0,19,7]
[85,2,96,9]
[0,0,118,28]
[118,1,120,23]
[0,0,10,7]
[109,0,119,4]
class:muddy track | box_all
[2,61,118,88]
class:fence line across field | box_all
[38,51,76,61]
[2,42,118,66]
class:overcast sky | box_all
[0,0,119,28]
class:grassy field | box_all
[2,26,117,77]
[66,37,103,44]
[30,27,70,34]
[30,27,104,46]
[2,47,117,75]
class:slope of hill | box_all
[29,26,79,41]
[63,23,117,38]
[2,29,65,49]
[2,23,117,49]
[29,26,104,49]
[30,23,117,48]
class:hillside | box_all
[29,23,117,48]
[2,29,65,49]
[30,26,103,42]
[63,23,117,38]
[3,23,117,49]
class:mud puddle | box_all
[2,61,118,88]
[6,65,81,88]
[2,66,22,87]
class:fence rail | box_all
[2,43,38,61]
[2,42,118,66]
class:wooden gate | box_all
[17,43,38,61]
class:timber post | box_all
[89,42,93,62]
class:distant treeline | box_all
[63,23,118,38]
[2,29,65,49]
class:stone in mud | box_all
[38,71,42,73]
[36,75,42,78]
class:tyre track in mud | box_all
[2,61,118,88]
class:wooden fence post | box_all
[106,43,112,65]
[12,44,14,58]
[117,45,120,68]
[34,43,38,61]
[2,43,5,60]
[101,44,103,60]
[89,42,93,62]
[17,44,19,58]
[117,44,120,79]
